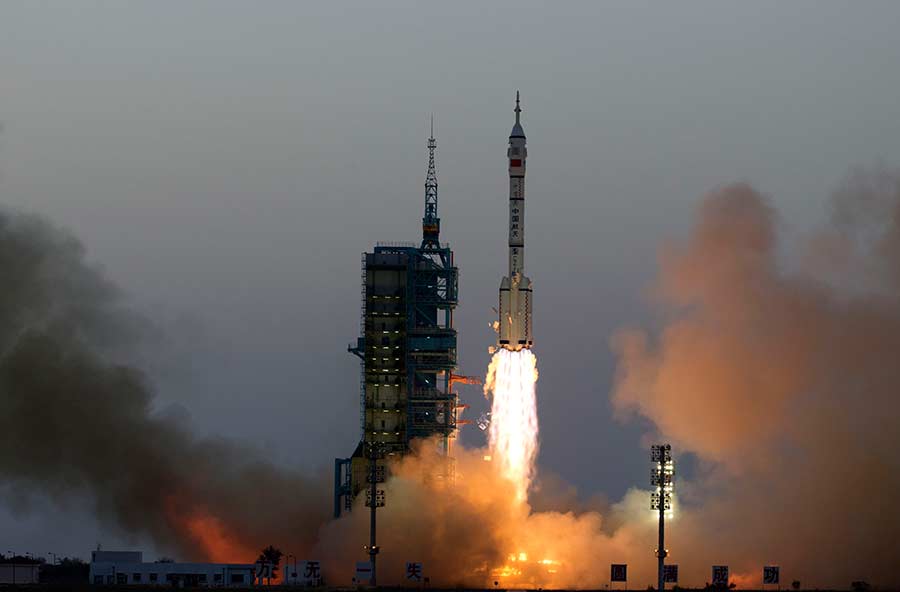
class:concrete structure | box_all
[498,92,533,350]
[0,563,40,585]
[89,550,256,587]
[334,124,460,515]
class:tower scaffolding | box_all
[335,122,460,516]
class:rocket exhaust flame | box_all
[484,348,539,502]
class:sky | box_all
[2,1,900,559]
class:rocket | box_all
[498,92,533,350]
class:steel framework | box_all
[335,127,460,516]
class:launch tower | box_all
[334,122,460,516]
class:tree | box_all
[257,545,283,585]
[39,558,89,584]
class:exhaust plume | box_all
[0,207,330,562]
[611,170,900,587]
[484,348,539,502]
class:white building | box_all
[0,564,40,585]
[89,550,256,587]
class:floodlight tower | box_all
[364,442,385,586]
[651,444,674,592]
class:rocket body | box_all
[498,94,533,350]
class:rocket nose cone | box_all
[511,91,525,137]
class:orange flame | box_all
[183,511,256,564]
[163,494,257,565]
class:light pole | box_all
[286,554,295,583]
[651,444,674,592]
[365,441,385,587]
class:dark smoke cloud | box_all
[0,207,330,561]
[612,170,900,587]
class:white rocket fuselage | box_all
[499,95,532,350]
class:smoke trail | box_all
[484,349,539,502]
[611,170,900,587]
[0,206,330,561]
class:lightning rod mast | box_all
[421,115,440,250]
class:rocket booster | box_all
[499,92,533,350]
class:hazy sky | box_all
[2,1,900,558]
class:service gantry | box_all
[334,121,462,517]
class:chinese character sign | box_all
[610,564,628,582]
[355,562,373,585]
[406,562,423,582]
[303,561,322,586]
[763,566,780,585]
[664,565,678,583]
[712,565,729,586]
[254,562,272,584]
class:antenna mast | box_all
[422,115,440,249]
